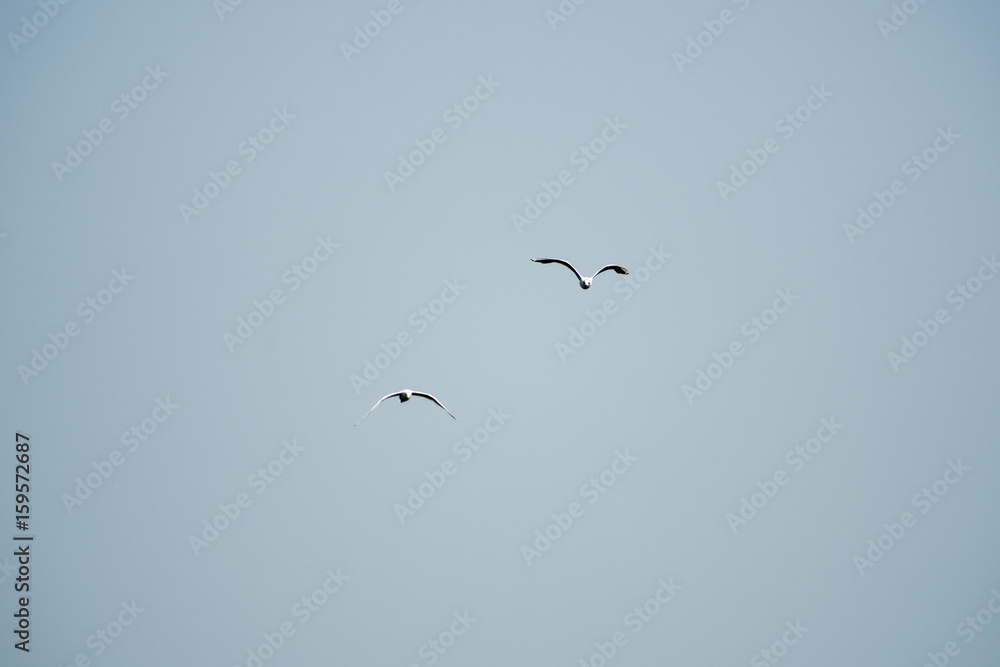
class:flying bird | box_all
[354,389,457,426]
[531,257,629,289]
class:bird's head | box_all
[580,278,592,289]
[399,389,413,401]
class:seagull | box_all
[531,257,629,289]
[354,389,457,426]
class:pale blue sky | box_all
[2,1,999,665]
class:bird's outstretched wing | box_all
[354,391,404,426]
[531,258,583,282]
[594,264,629,278]
[411,392,457,420]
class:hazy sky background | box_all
[1,1,999,665]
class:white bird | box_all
[354,389,457,426]
[531,257,629,289]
